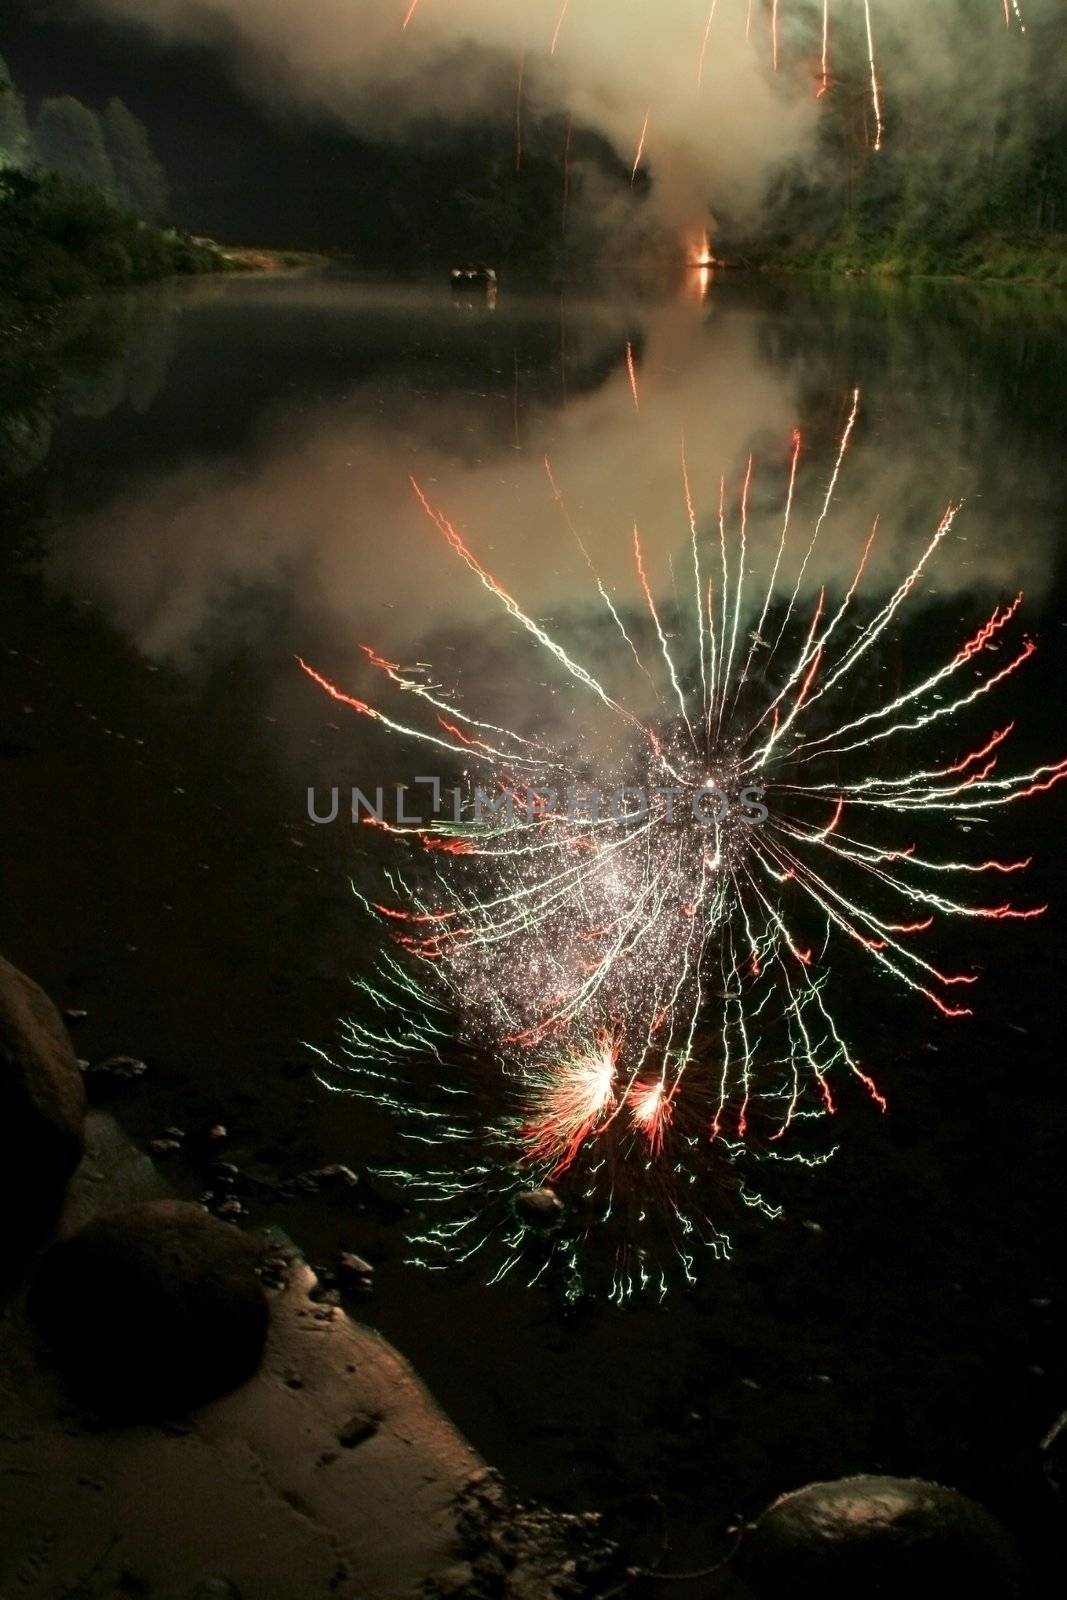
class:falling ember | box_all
[401,0,419,29]
[818,0,831,96]
[625,341,640,411]
[631,106,651,185]
[303,395,1063,1301]
[771,0,780,72]
[863,0,884,151]
[550,0,570,55]
[696,2,718,90]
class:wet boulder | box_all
[740,1475,1020,1599]
[0,955,87,1237]
[514,1187,564,1226]
[29,1200,270,1414]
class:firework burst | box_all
[301,392,1062,1302]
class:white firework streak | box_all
[298,411,1063,1301]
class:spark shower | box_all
[299,391,1064,1303]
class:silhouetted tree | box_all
[34,97,114,195]
[103,98,168,219]
[0,52,31,170]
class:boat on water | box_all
[449,264,498,290]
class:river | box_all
[1,268,1064,1580]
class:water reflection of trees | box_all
[0,290,183,488]
[744,275,1067,594]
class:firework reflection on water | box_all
[302,392,1062,1303]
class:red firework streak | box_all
[297,391,1064,1295]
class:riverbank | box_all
[0,168,227,305]
[752,233,1067,287]
[205,243,334,273]
[0,168,329,309]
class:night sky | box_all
[2,0,379,247]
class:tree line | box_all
[748,0,1066,277]
[1,51,167,220]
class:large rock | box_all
[28,1200,270,1414]
[741,1474,1020,1599]
[0,955,87,1237]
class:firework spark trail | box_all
[769,501,966,759]
[713,473,729,734]
[682,440,710,722]
[296,656,525,765]
[819,0,831,95]
[761,388,860,691]
[697,2,719,89]
[787,593,1023,761]
[401,0,419,29]
[631,107,651,185]
[735,429,802,713]
[550,0,570,55]
[544,456,655,687]
[633,523,698,750]
[304,405,1061,1300]
[717,455,754,737]
[863,0,884,151]
[625,341,641,411]
[358,642,547,758]
[771,0,780,71]
[748,511,878,759]
[409,478,634,724]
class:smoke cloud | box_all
[79,0,823,232]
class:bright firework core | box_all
[301,394,1064,1303]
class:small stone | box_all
[214,1196,245,1221]
[148,1138,183,1159]
[258,1253,290,1291]
[337,1409,381,1448]
[289,1163,360,1196]
[740,1475,1020,1600]
[514,1187,564,1225]
[206,1124,228,1143]
[63,1008,89,1025]
[336,1252,375,1294]
[84,1055,148,1098]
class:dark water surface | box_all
[2,271,1065,1582]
